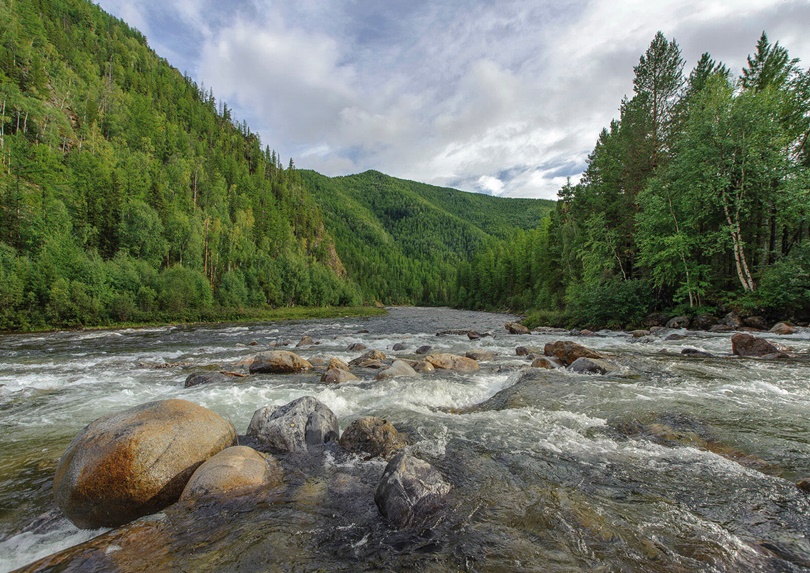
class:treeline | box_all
[455,32,810,327]
[0,0,360,330]
[302,170,553,305]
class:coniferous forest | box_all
[454,32,810,328]
[0,0,808,331]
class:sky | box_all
[95,0,810,199]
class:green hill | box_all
[302,170,554,304]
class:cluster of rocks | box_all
[519,340,619,375]
[643,312,800,335]
[53,396,451,534]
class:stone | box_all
[349,350,387,368]
[184,372,232,388]
[770,322,797,335]
[347,342,367,351]
[579,329,595,336]
[54,399,237,529]
[179,446,283,503]
[328,357,350,371]
[414,361,435,374]
[721,312,742,329]
[466,350,495,362]
[743,316,768,330]
[797,479,810,493]
[691,314,718,330]
[515,346,542,356]
[339,417,406,459]
[424,353,480,373]
[376,360,418,380]
[681,348,714,358]
[531,356,557,369]
[644,312,669,327]
[248,351,312,374]
[246,396,339,453]
[709,324,735,333]
[731,333,788,359]
[392,342,407,351]
[666,316,690,329]
[307,356,327,368]
[543,341,603,366]
[666,333,685,341]
[374,453,451,529]
[296,336,315,348]
[568,357,618,375]
[630,330,651,338]
[321,368,359,384]
[505,321,530,335]
[415,345,432,355]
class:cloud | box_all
[96,0,810,200]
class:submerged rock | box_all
[54,399,237,529]
[531,356,558,369]
[466,349,495,362]
[543,340,603,366]
[731,333,788,359]
[180,446,283,503]
[248,350,313,374]
[415,345,432,355]
[350,350,387,368]
[681,348,714,358]
[392,342,407,351]
[184,372,234,388]
[339,417,407,459]
[374,453,451,529]
[424,353,480,372]
[347,342,367,351]
[516,346,543,356]
[296,336,316,348]
[376,360,418,380]
[797,479,810,493]
[505,321,530,335]
[630,330,650,338]
[246,396,339,453]
[568,357,618,375]
[414,360,435,373]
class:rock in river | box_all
[543,340,603,366]
[340,417,407,459]
[731,333,788,359]
[179,446,283,503]
[424,353,480,372]
[321,368,359,384]
[505,321,530,335]
[375,453,451,529]
[247,396,339,453]
[54,399,237,529]
[248,350,313,374]
[376,360,418,380]
[568,357,618,375]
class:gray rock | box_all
[376,360,418,380]
[644,312,669,327]
[340,417,406,459]
[246,396,339,453]
[415,345,433,355]
[743,316,768,330]
[349,350,387,368]
[568,357,618,375]
[516,346,543,356]
[184,372,232,388]
[321,368,359,384]
[722,312,742,329]
[691,314,718,330]
[347,342,367,351]
[666,316,691,329]
[665,333,685,341]
[392,342,407,351]
[374,453,451,529]
[466,350,495,362]
[54,399,236,529]
[681,348,714,358]
[296,336,316,348]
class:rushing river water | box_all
[0,307,808,572]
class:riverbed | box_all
[0,307,808,572]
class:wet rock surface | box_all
[249,350,313,374]
[339,417,407,459]
[180,446,284,503]
[543,340,603,366]
[374,453,451,529]
[247,396,339,453]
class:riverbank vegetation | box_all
[454,32,810,328]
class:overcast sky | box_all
[95,0,810,199]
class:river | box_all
[0,307,808,572]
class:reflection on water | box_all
[0,308,808,572]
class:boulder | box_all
[248,351,312,374]
[505,322,530,335]
[467,331,483,340]
[691,314,718,331]
[414,361,435,374]
[531,356,558,369]
[681,348,714,358]
[731,333,788,359]
[630,330,650,338]
[644,312,668,327]
[515,346,542,356]
[296,336,315,348]
[666,333,685,341]
[321,368,359,384]
[466,350,495,362]
[568,357,618,375]
[797,479,810,493]
[54,399,236,529]
[349,350,387,368]
[376,360,418,380]
[424,353,480,373]
[721,312,742,329]
[339,417,406,459]
[392,342,407,351]
[246,396,339,453]
[374,453,451,529]
[743,316,768,330]
[184,372,233,388]
[709,324,735,333]
[579,329,595,336]
[543,341,603,366]
[179,446,283,503]
[307,356,327,369]
[666,316,690,329]
[347,342,367,351]
[770,322,797,335]
[328,357,350,371]
[415,345,432,355]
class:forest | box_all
[455,32,810,328]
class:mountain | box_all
[302,170,554,304]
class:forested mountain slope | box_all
[456,32,810,327]
[0,0,360,330]
[302,170,554,304]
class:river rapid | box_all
[0,307,808,572]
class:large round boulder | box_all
[339,417,407,459]
[179,446,283,503]
[376,360,418,380]
[375,453,451,529]
[246,396,339,453]
[424,353,479,373]
[543,341,603,366]
[248,350,313,374]
[731,333,788,358]
[54,399,237,529]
